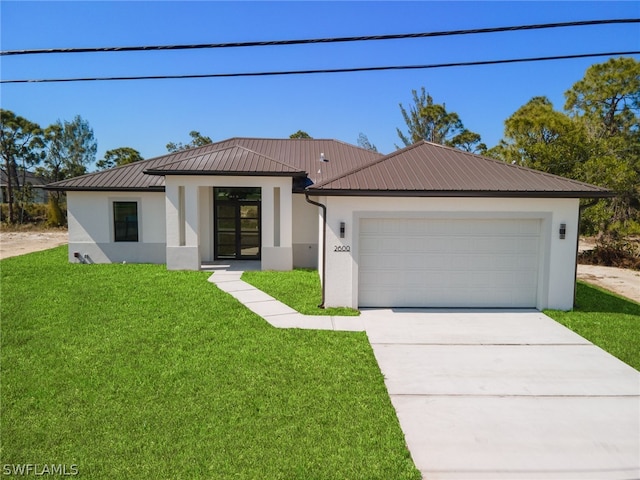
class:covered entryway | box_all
[358,217,541,308]
[214,187,261,260]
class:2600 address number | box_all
[334,245,351,252]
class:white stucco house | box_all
[47,137,611,311]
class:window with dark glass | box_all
[113,201,138,242]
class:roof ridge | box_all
[135,137,237,164]
[234,136,342,141]
[312,140,423,188]
[230,144,304,171]
[145,143,304,173]
[146,137,381,168]
[326,137,386,155]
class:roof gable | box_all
[143,145,304,176]
[309,141,612,198]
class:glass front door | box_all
[214,188,261,260]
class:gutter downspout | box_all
[574,198,600,308]
[305,192,326,309]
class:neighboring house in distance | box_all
[0,169,48,204]
[46,137,611,311]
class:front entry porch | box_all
[165,176,293,271]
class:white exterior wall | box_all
[67,190,166,263]
[292,193,319,268]
[319,196,579,311]
[165,175,293,271]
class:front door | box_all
[214,188,261,260]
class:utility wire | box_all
[2,19,638,56]
[3,51,638,84]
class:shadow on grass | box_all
[573,281,640,315]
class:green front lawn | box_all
[545,282,640,370]
[0,247,419,479]
[242,269,359,316]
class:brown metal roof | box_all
[222,138,383,185]
[309,141,612,198]
[144,145,305,176]
[45,155,168,191]
[47,138,611,198]
[46,137,382,191]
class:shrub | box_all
[46,198,66,227]
[578,237,640,270]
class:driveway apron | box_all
[361,309,640,480]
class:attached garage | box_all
[358,217,541,308]
[308,141,612,311]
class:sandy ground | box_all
[576,265,640,304]
[0,231,638,304]
[0,230,68,261]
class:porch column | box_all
[261,181,292,271]
[184,185,199,248]
[261,185,274,249]
[166,183,200,270]
[279,185,292,249]
[165,184,180,248]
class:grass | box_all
[545,281,640,370]
[242,269,359,316]
[0,247,419,480]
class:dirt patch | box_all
[576,264,640,304]
[0,230,68,260]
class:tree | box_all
[565,57,640,235]
[487,96,586,177]
[39,116,97,226]
[564,57,640,138]
[289,130,312,139]
[96,147,144,170]
[166,131,212,152]
[449,129,487,154]
[0,110,45,223]
[396,87,484,152]
[356,133,378,152]
[490,57,640,236]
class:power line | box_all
[2,19,638,56]
[3,51,638,84]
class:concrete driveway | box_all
[361,309,640,480]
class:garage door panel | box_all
[517,237,540,253]
[518,254,539,270]
[359,218,540,308]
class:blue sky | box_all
[1,1,639,167]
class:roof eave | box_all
[43,186,166,192]
[305,189,615,199]
[143,169,306,177]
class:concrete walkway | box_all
[207,268,365,331]
[208,269,640,480]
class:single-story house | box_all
[47,137,611,311]
[1,169,49,204]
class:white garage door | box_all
[359,218,541,308]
